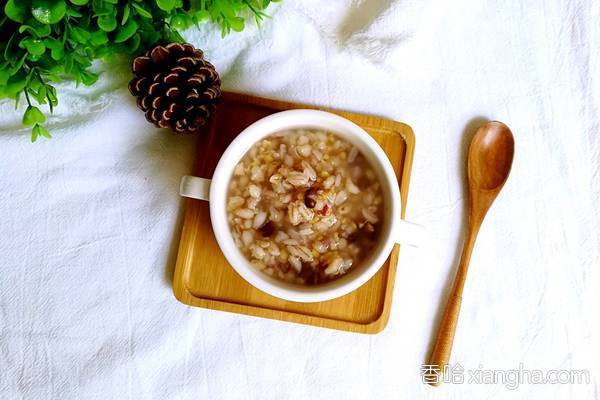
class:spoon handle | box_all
[426,226,478,386]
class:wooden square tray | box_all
[173,92,415,334]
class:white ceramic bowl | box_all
[180,109,421,302]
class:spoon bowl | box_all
[468,121,515,191]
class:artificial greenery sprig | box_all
[1,0,278,141]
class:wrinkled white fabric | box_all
[1,1,598,399]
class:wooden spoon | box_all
[427,121,514,386]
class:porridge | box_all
[226,129,383,285]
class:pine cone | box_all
[128,43,221,134]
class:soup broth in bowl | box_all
[226,129,383,285]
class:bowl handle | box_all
[180,175,211,201]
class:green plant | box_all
[1,0,278,141]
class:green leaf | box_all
[70,26,91,43]
[131,2,152,18]
[28,79,42,92]
[170,14,189,30]
[33,124,52,140]
[79,70,98,86]
[69,0,89,5]
[32,84,48,104]
[44,40,65,60]
[65,7,83,17]
[164,29,184,43]
[4,0,28,23]
[140,28,160,45]
[72,52,91,67]
[18,23,52,37]
[63,54,74,74]
[91,0,113,15]
[127,33,141,53]
[219,2,236,18]
[0,69,10,86]
[4,33,20,62]
[44,37,63,49]
[27,53,43,62]
[229,17,245,32]
[89,30,108,46]
[8,54,28,75]
[19,38,46,56]
[114,19,138,43]
[121,3,130,24]
[4,72,27,97]
[46,84,58,106]
[156,0,176,12]
[97,14,117,31]
[94,45,111,58]
[23,106,46,126]
[31,0,67,25]
[194,10,210,22]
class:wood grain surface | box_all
[172,92,415,334]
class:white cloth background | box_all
[1,1,598,399]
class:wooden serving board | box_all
[173,92,415,334]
